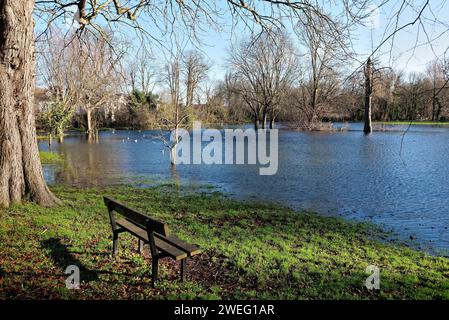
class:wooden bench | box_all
[104,197,202,287]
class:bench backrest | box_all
[104,197,170,237]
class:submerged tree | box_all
[161,56,186,165]
[295,14,346,130]
[39,101,75,144]
[38,35,80,143]
[364,58,374,134]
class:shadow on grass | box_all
[41,238,99,283]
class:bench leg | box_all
[152,257,159,288]
[112,232,119,256]
[180,259,187,283]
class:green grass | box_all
[376,121,449,126]
[1,185,448,300]
[39,151,64,164]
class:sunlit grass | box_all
[0,185,448,300]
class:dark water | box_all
[39,123,449,255]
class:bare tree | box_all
[228,31,299,129]
[294,14,346,130]
[426,60,449,121]
[183,50,209,111]
[224,74,249,123]
[77,36,122,140]
[38,35,80,143]
[129,48,158,96]
[364,58,374,134]
[124,48,160,128]
[161,56,185,164]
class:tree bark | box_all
[270,115,276,129]
[86,108,97,142]
[262,110,267,129]
[254,116,260,130]
[86,108,93,134]
[364,58,373,134]
[0,0,60,207]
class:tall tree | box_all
[295,14,346,129]
[0,0,60,207]
[76,35,122,140]
[163,57,183,165]
[38,35,81,143]
[228,31,299,129]
[364,58,373,134]
[183,50,209,111]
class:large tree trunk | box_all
[262,110,267,129]
[254,115,260,130]
[364,58,373,134]
[0,0,60,207]
[86,108,93,134]
[85,108,97,142]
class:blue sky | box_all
[196,0,449,81]
[35,0,449,85]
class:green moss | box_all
[39,151,63,164]
[0,185,448,300]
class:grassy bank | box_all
[39,151,63,164]
[376,121,449,126]
[1,185,448,300]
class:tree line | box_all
[36,30,449,141]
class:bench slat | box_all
[154,233,202,257]
[116,218,188,260]
[104,197,170,236]
[116,218,148,240]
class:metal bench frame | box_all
[104,197,201,287]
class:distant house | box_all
[34,87,128,129]
[73,93,128,127]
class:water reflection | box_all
[39,123,449,255]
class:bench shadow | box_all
[40,238,99,283]
[5,243,112,258]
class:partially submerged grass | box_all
[0,185,448,300]
[39,151,63,164]
[376,121,449,126]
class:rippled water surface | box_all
[39,123,449,255]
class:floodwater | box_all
[39,123,449,255]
